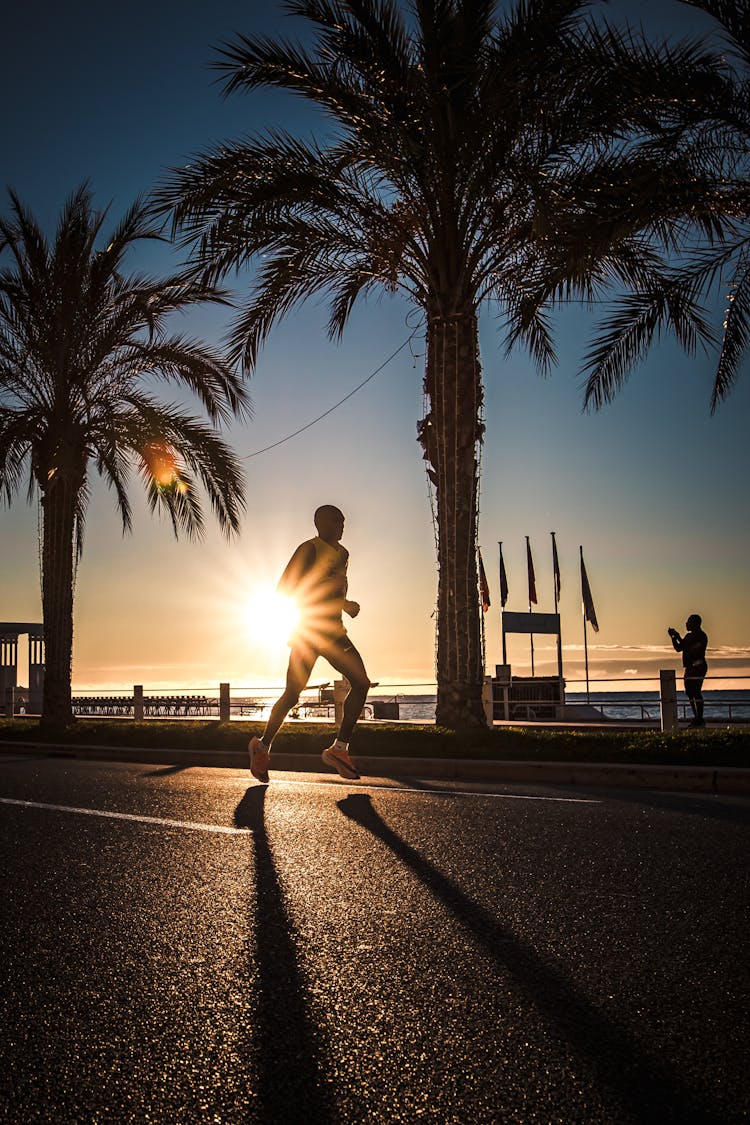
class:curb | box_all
[1,740,750,794]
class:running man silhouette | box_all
[249,505,370,782]
[668,614,708,728]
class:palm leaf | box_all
[583,285,716,409]
[712,253,750,409]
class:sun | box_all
[245,585,299,651]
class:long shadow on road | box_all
[337,792,722,1125]
[234,785,334,1123]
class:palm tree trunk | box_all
[421,310,486,728]
[40,477,77,729]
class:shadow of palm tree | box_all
[337,793,721,1124]
[233,785,333,1123]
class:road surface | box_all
[1,756,748,1123]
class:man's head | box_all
[686,614,702,631]
[314,504,345,543]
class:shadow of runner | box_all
[337,793,722,1124]
[143,765,191,777]
[234,786,334,1123]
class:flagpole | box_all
[552,531,563,681]
[478,548,490,675]
[499,542,507,666]
[580,545,590,703]
[526,536,535,677]
[552,532,559,616]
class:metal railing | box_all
[3,675,749,726]
[578,699,750,724]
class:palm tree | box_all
[0,186,249,729]
[157,0,723,728]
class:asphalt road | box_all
[1,756,748,1124]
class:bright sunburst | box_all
[245,585,299,652]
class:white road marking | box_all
[0,775,597,837]
[0,797,250,835]
[270,778,600,803]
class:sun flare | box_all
[245,585,299,651]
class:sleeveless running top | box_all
[289,536,349,645]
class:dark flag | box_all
[478,549,491,613]
[498,542,509,608]
[526,537,537,605]
[552,532,561,603]
[580,551,599,632]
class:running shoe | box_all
[322,745,360,781]
[249,736,270,783]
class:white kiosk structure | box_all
[0,623,44,715]
[493,610,565,720]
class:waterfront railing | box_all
[3,675,749,727]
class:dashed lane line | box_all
[0,797,250,835]
[0,781,598,834]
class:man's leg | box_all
[685,676,704,726]
[249,646,315,782]
[693,676,705,726]
[318,639,370,780]
[264,646,316,745]
[325,639,371,743]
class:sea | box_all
[368,690,750,724]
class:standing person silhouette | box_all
[668,614,708,728]
[249,505,370,782]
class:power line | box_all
[240,331,418,459]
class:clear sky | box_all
[2,0,748,695]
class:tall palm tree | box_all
[158,0,722,728]
[0,186,249,729]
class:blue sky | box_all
[2,0,748,693]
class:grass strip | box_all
[0,718,748,767]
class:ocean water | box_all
[247,690,750,724]
[341,690,750,723]
[552,690,749,724]
[389,690,750,723]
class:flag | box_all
[498,542,509,607]
[526,537,537,605]
[580,550,599,632]
[551,532,561,603]
[478,549,491,613]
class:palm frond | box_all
[111,394,245,539]
[583,285,715,409]
[712,253,750,409]
[0,409,33,504]
[123,336,251,425]
[92,438,134,534]
[680,0,750,69]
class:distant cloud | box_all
[565,642,750,658]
